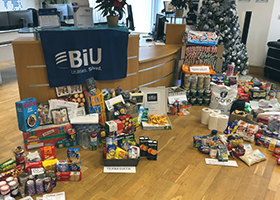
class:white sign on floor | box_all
[103,166,136,173]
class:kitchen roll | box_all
[217,114,229,132]
[208,113,219,130]
[212,109,221,114]
[201,108,212,125]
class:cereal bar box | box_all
[16,97,39,132]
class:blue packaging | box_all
[57,160,69,172]
[67,148,80,163]
[15,97,39,132]
[68,161,81,171]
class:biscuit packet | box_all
[106,145,116,159]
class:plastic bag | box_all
[236,120,248,138]
[210,83,238,115]
[239,149,266,166]
[243,124,258,143]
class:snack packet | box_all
[122,139,136,151]
[243,124,258,143]
[114,147,127,159]
[106,145,116,159]
[236,120,248,138]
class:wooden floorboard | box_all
[1,61,280,200]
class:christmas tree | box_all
[196,0,249,74]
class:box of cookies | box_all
[15,97,39,132]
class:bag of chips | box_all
[114,147,127,159]
[239,149,266,166]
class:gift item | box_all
[22,123,72,150]
[16,97,39,132]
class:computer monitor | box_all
[126,4,134,31]
[0,12,9,30]
[47,4,68,22]
[152,13,166,41]
[8,10,33,29]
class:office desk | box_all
[12,35,182,102]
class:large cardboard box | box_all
[23,123,72,150]
[84,89,106,126]
[165,24,186,45]
[141,87,172,130]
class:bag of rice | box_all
[239,149,266,166]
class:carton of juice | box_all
[16,97,39,132]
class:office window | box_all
[89,0,165,32]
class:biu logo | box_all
[215,91,231,103]
[55,48,102,69]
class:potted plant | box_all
[171,0,190,17]
[95,0,127,27]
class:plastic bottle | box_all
[173,100,180,112]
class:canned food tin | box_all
[193,136,201,148]
[28,175,35,181]
[37,174,46,180]
[36,179,44,195]
[246,113,253,120]
[44,177,52,193]
[26,180,36,196]
[209,146,218,158]
[48,172,56,188]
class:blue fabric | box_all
[39,28,129,87]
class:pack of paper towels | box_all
[201,108,229,132]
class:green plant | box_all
[171,0,190,9]
[95,0,127,17]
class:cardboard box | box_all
[141,87,172,130]
[23,123,72,150]
[106,101,139,121]
[217,45,224,58]
[229,111,257,124]
[165,24,186,45]
[16,97,39,132]
[105,119,123,136]
[84,89,106,126]
[215,58,223,73]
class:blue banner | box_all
[39,28,129,87]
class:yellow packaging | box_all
[114,147,127,159]
[268,141,276,152]
[43,158,58,172]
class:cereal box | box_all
[16,97,39,132]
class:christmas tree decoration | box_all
[196,0,249,74]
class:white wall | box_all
[0,0,37,11]
[236,0,275,67]
[267,0,280,43]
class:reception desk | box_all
[12,34,183,102]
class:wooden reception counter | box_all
[12,34,183,102]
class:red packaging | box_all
[56,171,70,181]
[257,116,269,125]
[239,93,250,102]
[23,123,72,150]
[112,119,124,135]
[25,161,43,173]
[0,173,10,182]
[118,114,132,134]
[40,145,56,161]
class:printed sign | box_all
[39,29,129,87]
[189,66,210,73]
[103,166,136,173]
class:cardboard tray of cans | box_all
[103,157,140,166]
